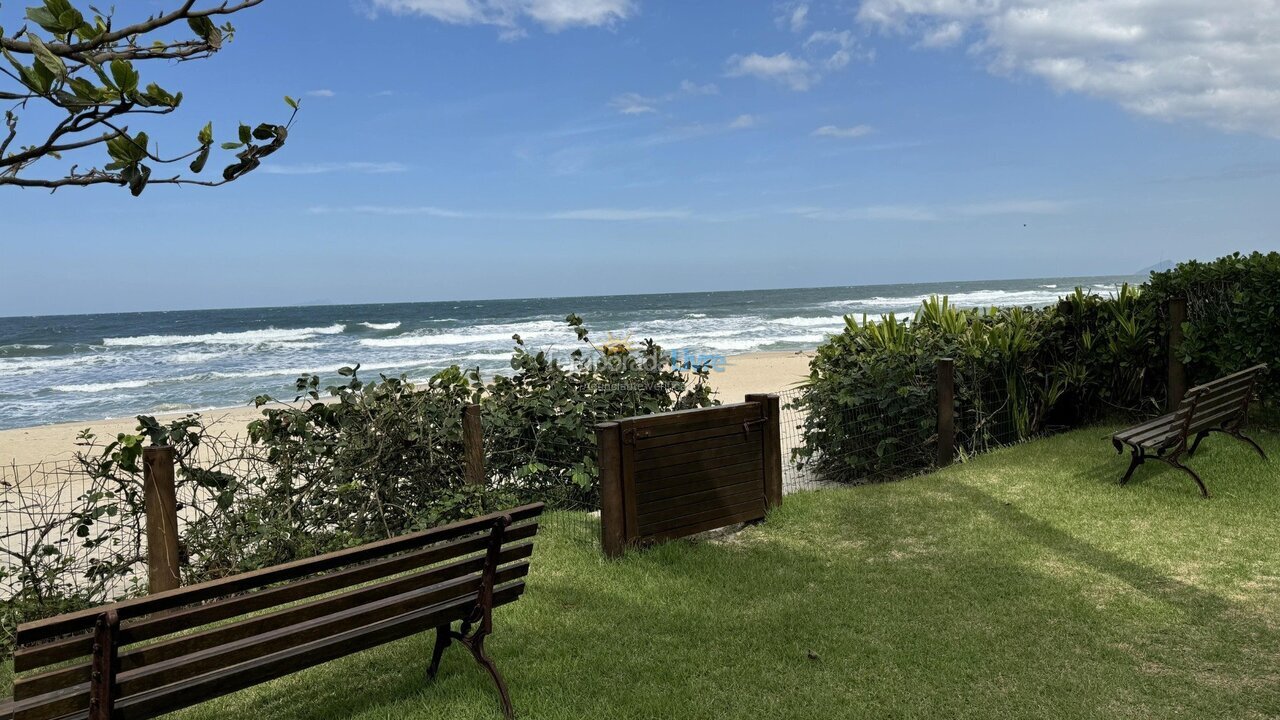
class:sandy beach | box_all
[0,351,813,467]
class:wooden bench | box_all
[1112,365,1268,497]
[0,503,544,720]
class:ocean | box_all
[0,275,1139,430]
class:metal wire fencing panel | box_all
[0,458,146,610]
[483,429,601,548]
[779,370,939,492]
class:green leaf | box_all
[109,59,139,93]
[189,145,211,173]
[128,163,151,196]
[220,142,244,150]
[198,121,214,146]
[252,123,276,141]
[24,6,61,34]
[26,34,66,78]
[285,95,299,110]
[238,123,251,144]
[68,76,102,102]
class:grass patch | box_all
[14,425,1280,718]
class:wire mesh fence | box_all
[0,458,145,612]
[482,427,601,547]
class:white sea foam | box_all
[52,379,159,393]
[769,316,846,328]
[103,324,346,347]
[360,322,402,330]
[821,288,1071,311]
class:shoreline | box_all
[0,350,814,467]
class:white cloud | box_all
[264,162,408,175]
[790,199,1071,221]
[609,92,659,115]
[812,124,875,138]
[729,114,760,129]
[858,0,1280,136]
[725,52,815,91]
[369,0,635,33]
[609,80,719,115]
[956,199,1072,216]
[547,208,691,221]
[308,205,470,217]
[784,3,809,33]
[305,89,336,98]
[805,29,858,70]
[679,79,720,96]
[306,205,695,221]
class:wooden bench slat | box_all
[14,521,539,674]
[1112,413,1177,441]
[114,582,527,720]
[15,504,544,645]
[15,543,534,699]
[6,583,528,720]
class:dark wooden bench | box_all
[0,503,544,720]
[1112,365,1268,496]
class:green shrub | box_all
[798,287,1164,484]
[1145,251,1280,410]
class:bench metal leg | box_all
[458,632,515,720]
[1187,431,1210,457]
[426,625,451,680]
[1164,456,1209,498]
[1119,448,1144,485]
[1231,429,1268,460]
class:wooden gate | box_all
[596,394,782,557]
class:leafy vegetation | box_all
[1,0,291,193]
[798,251,1280,485]
[7,425,1274,719]
[797,286,1163,483]
[1145,251,1280,410]
[0,317,712,648]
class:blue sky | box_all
[3,0,1280,316]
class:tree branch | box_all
[0,1,265,58]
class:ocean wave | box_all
[102,324,346,348]
[821,288,1070,310]
[360,321,402,330]
[769,316,846,328]
[52,379,159,393]
[360,320,573,349]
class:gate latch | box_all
[742,418,767,436]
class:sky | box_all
[3,0,1280,316]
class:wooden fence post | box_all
[597,422,626,558]
[462,404,485,486]
[142,446,180,594]
[937,358,955,468]
[747,393,783,510]
[1168,297,1187,411]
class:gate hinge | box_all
[622,428,637,445]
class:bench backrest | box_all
[8,503,544,720]
[1178,364,1267,438]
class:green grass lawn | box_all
[27,425,1280,718]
